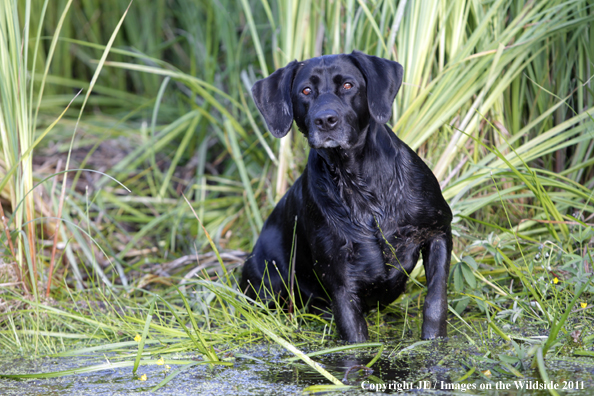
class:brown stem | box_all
[0,200,24,289]
[46,168,68,298]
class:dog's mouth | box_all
[307,130,351,149]
[320,139,341,148]
[306,118,351,149]
[308,134,342,149]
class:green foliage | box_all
[0,0,593,389]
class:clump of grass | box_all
[0,0,593,392]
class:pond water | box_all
[1,336,593,395]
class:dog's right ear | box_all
[251,61,299,138]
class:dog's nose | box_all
[314,110,339,130]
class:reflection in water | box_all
[2,338,593,396]
[260,353,393,386]
[261,342,455,394]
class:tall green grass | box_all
[0,0,72,295]
[0,0,593,388]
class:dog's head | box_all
[251,51,403,149]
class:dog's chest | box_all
[342,218,423,273]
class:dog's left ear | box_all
[251,60,299,138]
[348,50,403,124]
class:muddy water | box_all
[1,336,593,395]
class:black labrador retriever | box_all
[240,51,452,343]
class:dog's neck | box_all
[310,122,390,223]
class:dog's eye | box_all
[302,87,312,95]
[343,82,353,90]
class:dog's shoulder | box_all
[374,124,452,226]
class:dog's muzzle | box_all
[308,108,345,148]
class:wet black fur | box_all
[241,51,452,343]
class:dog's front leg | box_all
[420,233,451,339]
[332,287,368,343]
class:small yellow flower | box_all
[157,358,165,365]
[134,334,142,342]
[165,365,171,371]
[482,369,492,377]
[581,302,587,309]
[139,374,147,381]
[553,277,559,284]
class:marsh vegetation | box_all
[0,0,593,393]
